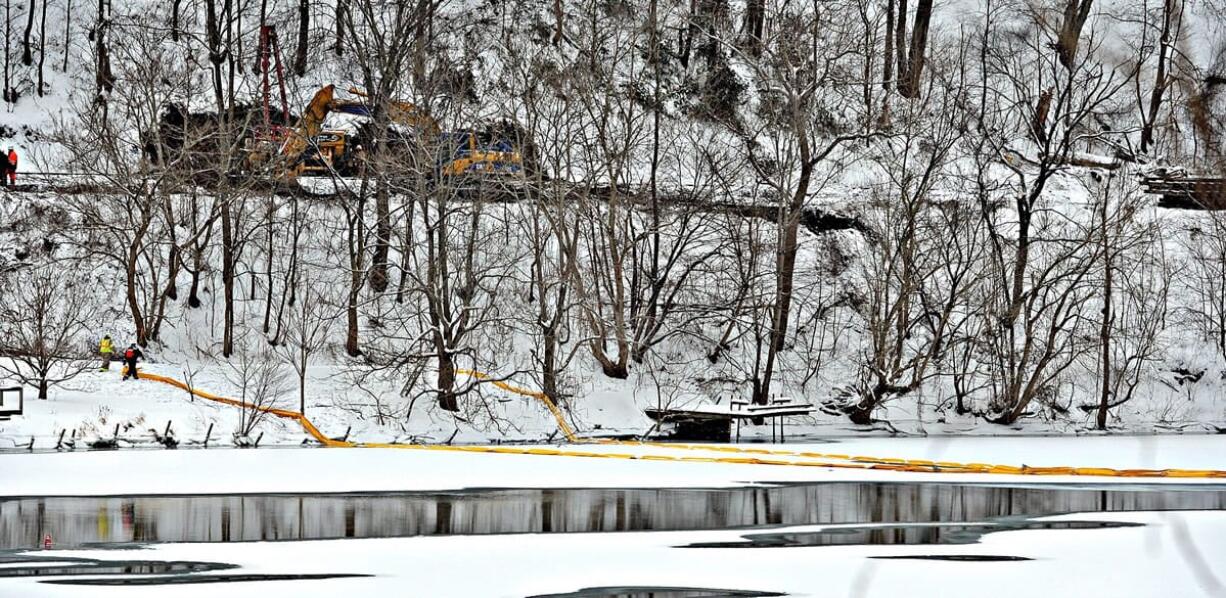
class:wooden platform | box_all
[1143,176,1226,210]
[645,399,815,442]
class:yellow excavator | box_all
[276,84,523,179]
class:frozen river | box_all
[3,441,1225,596]
[3,482,1226,550]
[2,482,1226,596]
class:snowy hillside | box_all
[3,0,1226,449]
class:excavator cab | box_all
[295,105,364,175]
[438,129,523,177]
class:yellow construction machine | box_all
[271,84,523,179]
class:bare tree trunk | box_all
[411,0,429,86]
[151,246,179,342]
[883,0,894,91]
[234,0,244,74]
[770,162,813,353]
[1097,196,1112,430]
[171,0,182,41]
[679,0,697,68]
[641,0,662,362]
[254,0,268,72]
[94,0,113,96]
[60,0,69,71]
[35,0,44,95]
[344,183,366,357]
[294,0,308,76]
[222,205,236,356]
[552,0,563,46]
[127,242,147,346]
[894,0,908,93]
[1140,0,1179,154]
[436,351,458,412]
[205,0,223,102]
[3,0,10,104]
[369,184,390,292]
[205,0,237,356]
[1056,0,1093,71]
[21,0,34,65]
[263,199,276,334]
[744,0,764,53]
[899,0,932,98]
[858,2,874,122]
[334,0,344,55]
[754,161,815,405]
[188,245,205,308]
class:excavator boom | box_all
[280,84,336,164]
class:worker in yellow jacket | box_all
[99,335,114,372]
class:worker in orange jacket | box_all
[6,148,16,186]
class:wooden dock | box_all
[645,398,815,442]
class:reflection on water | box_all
[527,587,787,598]
[0,556,234,578]
[2,483,1224,551]
[682,519,1143,548]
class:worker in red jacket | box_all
[5,148,15,186]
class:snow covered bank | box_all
[0,364,610,450]
[4,435,1226,498]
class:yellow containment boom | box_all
[123,365,1226,479]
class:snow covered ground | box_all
[3,433,1225,498]
[0,363,643,450]
[1,510,1223,597]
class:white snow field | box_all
[3,433,1226,498]
[0,510,1222,597]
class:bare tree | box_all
[744,0,764,53]
[224,334,291,440]
[1086,173,1169,428]
[1181,210,1226,362]
[52,15,227,347]
[501,37,584,403]
[567,2,651,379]
[1139,0,1186,155]
[845,76,975,423]
[340,0,430,294]
[971,6,1134,424]
[0,267,93,400]
[726,2,874,405]
[273,275,333,415]
[60,0,69,71]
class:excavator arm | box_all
[346,87,440,136]
[279,84,336,165]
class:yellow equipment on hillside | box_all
[274,85,523,179]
